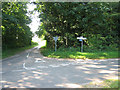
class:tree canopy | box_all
[36,2,119,51]
[2,2,33,48]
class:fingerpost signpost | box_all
[53,36,58,52]
[77,36,87,52]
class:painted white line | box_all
[76,59,85,62]
[12,70,24,72]
[26,53,29,58]
[25,67,36,70]
[68,62,77,65]
[49,65,60,67]
[35,60,46,63]
[37,66,48,68]
[0,72,4,74]
[60,64,69,66]
[23,63,36,70]
[23,63,26,69]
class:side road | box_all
[1,47,119,88]
[2,47,38,61]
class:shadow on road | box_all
[1,48,119,88]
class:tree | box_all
[35,2,119,51]
[2,2,32,48]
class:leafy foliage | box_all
[36,2,119,51]
[2,2,32,48]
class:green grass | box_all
[2,42,38,59]
[40,47,119,59]
[83,79,120,88]
[104,79,120,88]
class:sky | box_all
[26,3,41,43]
[27,3,40,33]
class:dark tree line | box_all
[35,2,119,51]
[2,2,32,48]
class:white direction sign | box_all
[53,37,58,42]
[77,36,87,52]
[77,36,87,40]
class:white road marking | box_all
[60,64,69,66]
[76,59,85,62]
[12,70,24,72]
[0,72,4,74]
[35,60,46,63]
[25,67,36,70]
[26,53,29,58]
[37,66,48,68]
[23,63,36,70]
[23,63,26,69]
[49,65,60,67]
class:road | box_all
[1,47,119,88]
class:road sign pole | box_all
[53,37,58,52]
[55,41,57,52]
[77,36,86,52]
[80,40,81,50]
[81,40,83,52]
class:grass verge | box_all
[103,79,119,88]
[40,48,119,59]
[2,42,38,59]
[83,79,120,88]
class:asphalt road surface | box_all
[1,47,119,88]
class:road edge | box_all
[1,46,38,61]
